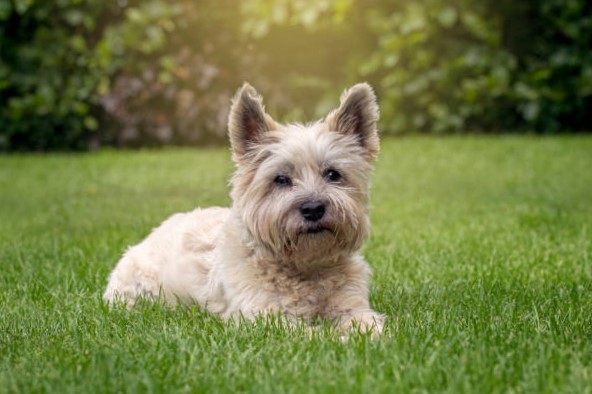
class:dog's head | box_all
[228,83,379,265]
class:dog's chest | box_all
[256,264,347,318]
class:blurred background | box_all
[1,0,591,151]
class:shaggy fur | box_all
[103,83,385,334]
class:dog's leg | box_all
[103,250,161,307]
[325,285,386,337]
[336,309,385,336]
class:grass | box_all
[1,136,591,393]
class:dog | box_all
[103,83,385,334]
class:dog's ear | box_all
[228,83,276,161]
[325,83,380,160]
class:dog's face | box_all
[228,83,380,264]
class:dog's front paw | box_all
[338,310,385,337]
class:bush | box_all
[96,0,246,147]
[0,0,590,150]
[357,0,592,133]
[0,0,115,150]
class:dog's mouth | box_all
[300,225,332,236]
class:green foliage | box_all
[96,0,246,147]
[357,0,592,133]
[0,0,115,150]
[0,0,201,150]
[1,0,591,150]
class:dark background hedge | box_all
[1,0,591,151]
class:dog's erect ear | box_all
[325,83,380,160]
[228,83,275,161]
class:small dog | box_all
[103,83,385,334]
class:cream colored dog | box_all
[104,83,385,334]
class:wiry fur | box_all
[104,83,385,334]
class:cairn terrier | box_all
[103,83,385,334]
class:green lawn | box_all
[1,136,591,393]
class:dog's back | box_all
[103,207,229,307]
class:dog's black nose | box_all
[300,201,326,222]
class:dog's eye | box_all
[273,175,292,187]
[324,169,342,183]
